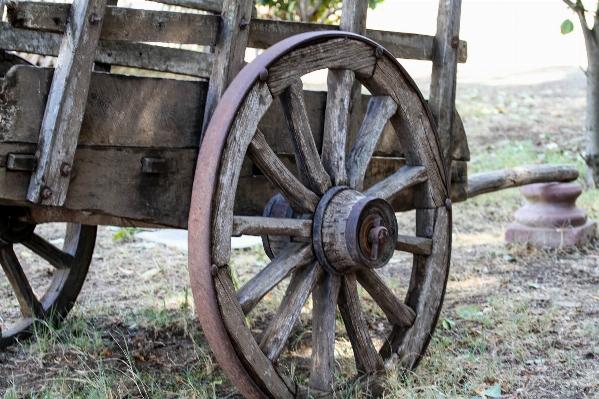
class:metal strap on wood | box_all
[27,0,107,206]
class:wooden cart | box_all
[0,0,578,397]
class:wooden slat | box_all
[232,216,312,237]
[0,22,213,77]
[6,2,468,62]
[428,0,462,172]
[200,0,254,137]
[210,82,273,266]
[259,262,323,362]
[310,272,341,393]
[280,81,331,196]
[363,165,427,200]
[395,234,432,255]
[22,233,74,270]
[155,0,222,13]
[27,0,108,205]
[248,130,319,214]
[213,267,294,399]
[338,274,384,373]
[0,245,44,318]
[237,243,314,315]
[355,269,415,327]
[347,96,398,191]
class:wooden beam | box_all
[5,2,467,62]
[27,0,107,206]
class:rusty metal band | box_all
[187,30,449,399]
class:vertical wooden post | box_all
[27,0,107,206]
[200,0,255,140]
[93,0,117,73]
[428,0,462,182]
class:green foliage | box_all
[256,0,384,24]
[561,18,574,34]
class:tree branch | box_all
[307,0,324,20]
[319,5,342,23]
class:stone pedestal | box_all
[505,182,596,248]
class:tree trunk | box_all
[584,27,599,187]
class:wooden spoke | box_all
[21,233,74,270]
[237,243,314,314]
[232,216,312,238]
[321,69,355,186]
[363,165,427,200]
[248,130,319,214]
[0,245,44,318]
[260,262,324,363]
[356,269,415,327]
[396,234,432,256]
[280,80,332,196]
[338,274,384,374]
[347,96,398,191]
[310,272,341,392]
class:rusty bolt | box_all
[60,162,72,177]
[375,46,384,59]
[367,218,389,261]
[239,17,250,30]
[259,68,269,82]
[210,264,219,276]
[451,36,459,49]
[107,50,113,56]
[445,198,452,210]
[89,13,102,24]
[41,187,52,200]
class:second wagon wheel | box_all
[189,32,451,398]
[0,207,96,348]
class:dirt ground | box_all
[1,66,598,398]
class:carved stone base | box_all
[505,182,597,248]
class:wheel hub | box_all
[313,187,398,275]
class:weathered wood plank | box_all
[428,0,462,169]
[237,243,314,315]
[0,22,213,77]
[363,165,427,200]
[248,130,319,214]
[0,65,207,149]
[200,0,254,137]
[22,233,74,270]
[232,216,312,237]
[27,0,108,205]
[259,262,323,363]
[310,272,341,393]
[214,267,294,399]
[355,269,416,327]
[280,81,331,195]
[468,164,579,198]
[347,96,398,191]
[338,273,384,373]
[155,0,222,13]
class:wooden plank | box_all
[237,243,314,315]
[468,164,579,198]
[248,130,319,214]
[27,0,108,205]
[428,0,462,170]
[200,0,254,137]
[6,2,468,62]
[259,262,323,362]
[310,272,341,393]
[279,80,331,196]
[213,268,295,399]
[355,269,416,327]
[347,96,398,191]
[93,0,118,73]
[0,22,213,77]
[155,0,222,13]
[232,216,312,237]
[395,234,432,255]
[338,273,384,373]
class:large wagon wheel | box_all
[188,32,451,398]
[0,207,96,348]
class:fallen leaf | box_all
[526,282,540,289]
[118,267,136,275]
[482,384,501,398]
[141,267,161,279]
